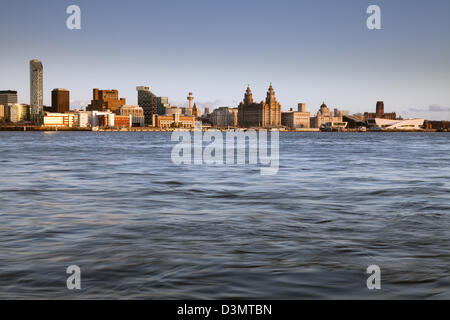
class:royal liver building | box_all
[238,84,281,128]
[30,59,43,125]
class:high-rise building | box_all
[86,89,126,112]
[0,90,18,107]
[237,84,281,128]
[51,88,70,113]
[30,59,43,124]
[136,86,168,125]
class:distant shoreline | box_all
[0,126,446,133]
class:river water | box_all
[0,131,449,299]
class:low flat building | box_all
[153,113,195,128]
[366,118,424,130]
[43,112,78,127]
[423,120,450,131]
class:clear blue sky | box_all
[1,0,449,120]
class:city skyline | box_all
[0,0,449,120]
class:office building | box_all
[210,107,238,127]
[116,105,144,127]
[281,103,311,129]
[51,89,70,113]
[87,89,126,112]
[137,86,168,125]
[30,59,43,124]
[0,90,18,108]
[9,104,30,123]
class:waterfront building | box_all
[9,104,30,123]
[30,59,43,124]
[210,107,238,128]
[192,103,202,119]
[366,118,424,130]
[157,97,170,115]
[343,114,366,129]
[166,106,182,116]
[281,103,310,129]
[136,86,169,125]
[116,105,144,127]
[87,89,126,113]
[320,121,349,131]
[237,84,282,128]
[153,113,196,129]
[43,112,78,127]
[0,90,18,109]
[0,105,7,121]
[310,102,343,128]
[364,101,398,120]
[112,115,132,128]
[423,120,450,131]
[51,89,70,113]
[76,111,90,127]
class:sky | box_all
[0,0,449,120]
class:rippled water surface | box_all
[0,132,449,299]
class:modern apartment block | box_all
[86,89,126,113]
[51,88,70,113]
[30,59,43,124]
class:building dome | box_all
[320,101,328,109]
